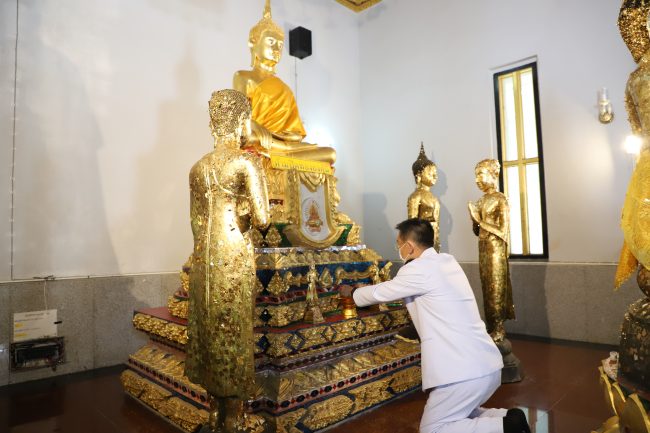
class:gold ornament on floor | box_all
[408,143,441,252]
[468,159,515,343]
[593,367,650,433]
[184,89,269,433]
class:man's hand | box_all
[339,285,354,298]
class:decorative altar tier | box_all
[121,245,422,433]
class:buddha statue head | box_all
[412,143,437,188]
[208,89,252,147]
[475,159,500,193]
[248,0,285,70]
[619,0,650,63]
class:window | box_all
[494,62,548,258]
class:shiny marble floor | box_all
[0,338,612,433]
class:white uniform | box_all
[353,248,506,433]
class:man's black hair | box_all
[395,218,435,248]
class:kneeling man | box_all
[340,218,530,433]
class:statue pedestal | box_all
[121,245,422,433]
[619,296,650,392]
[592,270,650,432]
[496,338,523,384]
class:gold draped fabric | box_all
[479,235,516,331]
[616,148,650,288]
[185,149,268,399]
[249,76,307,138]
[615,57,650,288]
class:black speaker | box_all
[289,26,312,59]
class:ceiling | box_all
[334,0,383,12]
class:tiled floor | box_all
[0,338,612,433]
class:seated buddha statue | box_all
[233,0,336,165]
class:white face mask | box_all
[397,242,411,262]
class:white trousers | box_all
[420,370,507,433]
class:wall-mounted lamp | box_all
[598,87,614,124]
[624,134,642,156]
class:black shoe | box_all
[503,408,531,433]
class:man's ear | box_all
[406,239,416,252]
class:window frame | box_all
[493,61,549,260]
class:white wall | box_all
[3,0,636,281]
[0,0,17,281]
[1,0,361,280]
[359,0,637,263]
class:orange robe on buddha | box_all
[248,76,307,138]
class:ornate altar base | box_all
[121,246,422,433]
[618,297,650,390]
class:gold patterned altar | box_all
[121,243,421,433]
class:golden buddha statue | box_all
[468,159,515,343]
[180,256,191,293]
[303,255,325,324]
[233,0,336,165]
[616,3,650,288]
[185,89,269,433]
[407,143,441,252]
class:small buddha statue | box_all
[468,159,515,343]
[303,256,325,324]
[233,0,336,165]
[180,256,191,294]
[407,143,441,252]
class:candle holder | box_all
[339,295,357,319]
[598,87,614,124]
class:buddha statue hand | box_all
[247,120,314,152]
[247,121,273,153]
[271,129,303,142]
[468,202,480,224]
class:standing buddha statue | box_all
[185,89,269,433]
[616,2,650,289]
[407,143,441,252]
[612,0,650,398]
[233,0,336,165]
[468,159,515,343]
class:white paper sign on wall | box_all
[13,310,58,342]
